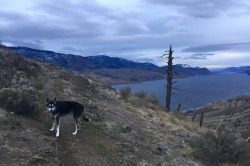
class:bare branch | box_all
[172,81,178,84]
[173,87,182,91]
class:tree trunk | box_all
[166,46,174,112]
[200,111,204,127]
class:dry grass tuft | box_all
[182,146,193,157]
[147,110,155,118]
[153,110,203,132]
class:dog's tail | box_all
[83,114,91,121]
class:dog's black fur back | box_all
[56,101,83,117]
[56,101,90,121]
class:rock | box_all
[122,125,132,133]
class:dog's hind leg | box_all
[55,117,60,137]
[72,118,79,135]
[50,117,56,131]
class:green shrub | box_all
[190,125,250,166]
[119,86,131,100]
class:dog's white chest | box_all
[52,113,59,119]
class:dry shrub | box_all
[155,110,169,118]
[168,114,180,125]
[129,90,164,111]
[129,97,147,108]
[154,110,201,131]
[171,109,186,120]
[182,146,193,157]
[0,88,41,116]
[134,90,147,98]
[146,94,160,105]
[119,86,131,100]
[154,110,179,125]
[181,121,200,131]
[147,110,155,118]
[190,125,250,166]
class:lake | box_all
[112,73,250,110]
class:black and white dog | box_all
[46,98,91,137]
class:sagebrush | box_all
[190,125,250,166]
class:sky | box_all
[1,0,250,68]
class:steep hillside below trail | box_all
[0,45,203,166]
[185,96,250,139]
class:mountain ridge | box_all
[8,46,211,84]
[216,66,250,75]
[8,46,159,70]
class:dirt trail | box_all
[51,117,114,166]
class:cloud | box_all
[0,1,107,41]
[185,53,214,60]
[4,39,45,50]
[145,0,242,18]
[182,41,250,53]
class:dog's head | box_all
[46,98,57,113]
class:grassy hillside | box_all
[186,96,250,139]
[1,45,249,166]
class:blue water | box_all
[112,73,250,110]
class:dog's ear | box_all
[46,98,50,103]
[54,98,57,103]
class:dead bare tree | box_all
[161,46,174,112]
[162,46,181,112]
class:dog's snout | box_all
[46,106,55,112]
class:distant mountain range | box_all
[8,46,212,84]
[218,66,250,75]
[8,47,158,70]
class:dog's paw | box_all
[49,128,54,131]
[56,134,59,137]
[72,132,77,135]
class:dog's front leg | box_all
[55,117,60,137]
[72,118,80,135]
[50,117,56,131]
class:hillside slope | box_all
[185,96,250,139]
[0,45,203,165]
